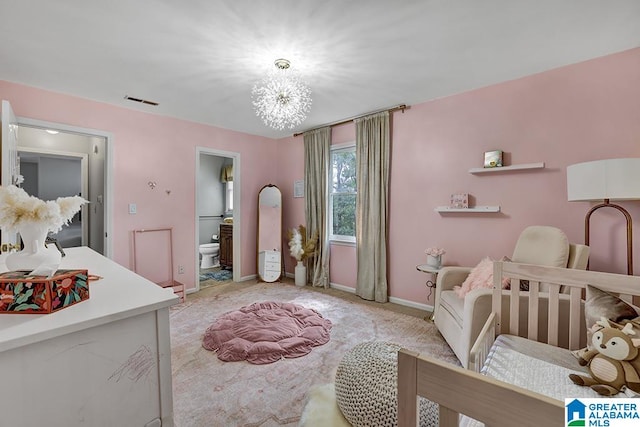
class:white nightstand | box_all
[416,263,442,321]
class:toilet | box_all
[199,235,220,269]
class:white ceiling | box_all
[1,1,639,139]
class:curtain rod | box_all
[292,104,409,137]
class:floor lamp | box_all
[567,158,640,275]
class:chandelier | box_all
[251,59,312,130]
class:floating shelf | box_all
[435,206,501,213]
[468,162,545,174]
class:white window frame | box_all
[329,141,356,244]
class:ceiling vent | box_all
[124,95,159,106]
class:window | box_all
[329,143,356,242]
[225,181,234,212]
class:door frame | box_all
[18,146,89,246]
[17,117,114,258]
[195,146,241,290]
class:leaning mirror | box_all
[257,184,282,282]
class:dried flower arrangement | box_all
[287,225,319,262]
[424,247,446,257]
[0,185,87,233]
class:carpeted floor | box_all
[169,278,458,427]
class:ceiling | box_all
[1,1,639,139]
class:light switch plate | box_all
[128,203,137,214]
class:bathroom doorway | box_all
[195,147,241,291]
[15,120,111,256]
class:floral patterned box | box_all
[0,269,89,314]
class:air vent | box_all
[124,95,159,106]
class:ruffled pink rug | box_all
[202,301,332,364]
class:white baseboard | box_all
[329,282,433,312]
[240,274,257,282]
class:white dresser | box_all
[258,250,281,282]
[0,247,178,427]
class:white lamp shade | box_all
[567,158,640,201]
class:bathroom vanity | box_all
[219,222,233,269]
[0,247,178,426]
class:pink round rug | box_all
[202,301,332,364]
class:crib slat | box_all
[569,286,582,349]
[493,262,503,337]
[547,284,560,347]
[509,284,520,335]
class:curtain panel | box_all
[303,127,331,288]
[355,111,390,302]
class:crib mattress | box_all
[460,334,618,427]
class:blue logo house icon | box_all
[566,399,586,426]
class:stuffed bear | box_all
[569,317,640,396]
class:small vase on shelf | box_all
[295,260,307,287]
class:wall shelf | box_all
[468,162,545,174]
[435,206,500,213]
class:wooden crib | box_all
[397,261,640,427]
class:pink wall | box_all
[3,47,639,305]
[0,80,278,291]
[278,47,640,306]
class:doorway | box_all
[19,147,88,248]
[16,119,112,257]
[195,147,241,290]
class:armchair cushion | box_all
[511,225,569,267]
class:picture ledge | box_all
[435,206,501,213]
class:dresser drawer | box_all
[262,251,280,262]
[262,270,280,282]
[263,261,280,271]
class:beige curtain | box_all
[303,127,331,288]
[220,165,233,182]
[355,111,390,302]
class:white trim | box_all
[329,141,357,242]
[329,282,356,293]
[195,147,241,291]
[16,117,114,258]
[329,281,433,312]
[329,239,356,247]
[388,296,432,312]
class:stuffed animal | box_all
[569,317,640,396]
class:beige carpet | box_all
[169,279,458,427]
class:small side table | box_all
[416,264,441,321]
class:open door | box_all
[1,99,19,248]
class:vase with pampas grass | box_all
[0,185,87,273]
[287,225,318,286]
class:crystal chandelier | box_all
[251,59,312,130]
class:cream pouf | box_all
[334,341,438,427]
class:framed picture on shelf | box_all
[484,150,503,168]
[450,193,469,208]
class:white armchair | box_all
[433,225,590,368]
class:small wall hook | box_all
[148,181,157,189]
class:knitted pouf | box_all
[334,341,438,427]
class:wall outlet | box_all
[178,265,184,274]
